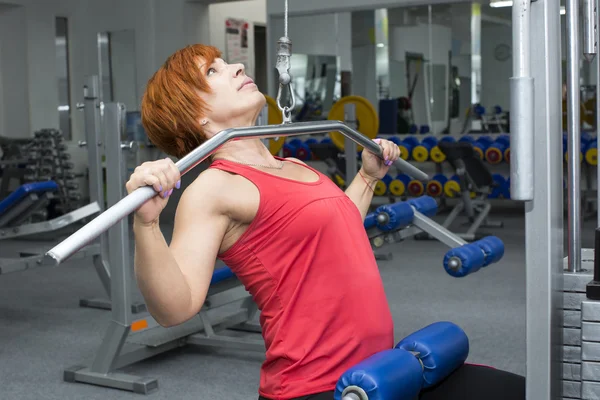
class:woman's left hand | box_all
[360,138,401,180]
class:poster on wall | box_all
[225,18,252,76]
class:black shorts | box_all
[258,363,526,400]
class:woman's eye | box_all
[207,68,217,76]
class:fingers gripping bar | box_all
[44,120,429,265]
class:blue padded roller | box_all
[334,349,423,400]
[395,321,469,389]
[407,196,438,217]
[0,181,59,216]
[375,202,414,231]
[210,266,236,285]
[364,212,377,230]
[443,244,486,277]
[473,236,505,267]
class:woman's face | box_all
[197,57,266,130]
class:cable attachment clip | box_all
[275,36,295,124]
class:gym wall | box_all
[0,0,265,143]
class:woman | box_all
[128,44,525,400]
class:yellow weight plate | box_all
[389,179,405,196]
[430,146,446,163]
[586,147,598,165]
[473,147,484,160]
[398,145,411,161]
[264,95,285,155]
[374,181,388,196]
[444,180,460,198]
[504,148,510,163]
[412,145,429,162]
[328,96,379,151]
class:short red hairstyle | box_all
[141,44,221,158]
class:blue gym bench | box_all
[0,181,100,240]
[0,181,101,274]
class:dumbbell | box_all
[407,178,425,197]
[443,236,505,277]
[61,161,74,170]
[412,136,437,162]
[335,321,469,400]
[419,125,430,134]
[398,137,420,161]
[488,174,506,199]
[374,174,393,196]
[387,136,403,159]
[474,104,486,117]
[430,136,456,163]
[426,174,448,198]
[444,175,461,198]
[585,139,598,166]
[485,135,510,164]
[388,174,411,196]
[409,124,418,134]
[458,136,493,160]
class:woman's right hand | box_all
[126,157,181,226]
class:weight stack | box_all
[562,248,600,400]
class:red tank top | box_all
[210,157,394,400]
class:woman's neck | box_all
[212,139,276,164]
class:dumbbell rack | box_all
[24,129,82,218]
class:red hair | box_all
[141,44,221,158]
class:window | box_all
[55,17,72,140]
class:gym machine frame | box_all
[513,0,600,396]
[76,76,145,313]
[63,81,269,393]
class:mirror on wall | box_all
[97,29,138,113]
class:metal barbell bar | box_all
[44,120,430,265]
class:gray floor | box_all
[0,208,595,400]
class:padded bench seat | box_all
[211,266,236,285]
[0,181,59,216]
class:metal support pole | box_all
[567,0,582,272]
[526,0,564,397]
[82,76,111,296]
[103,103,132,326]
[510,0,534,201]
[470,3,481,107]
[344,103,358,184]
[583,0,598,62]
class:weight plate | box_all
[265,95,285,155]
[328,96,379,151]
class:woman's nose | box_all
[234,63,245,76]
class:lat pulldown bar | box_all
[44,120,430,265]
